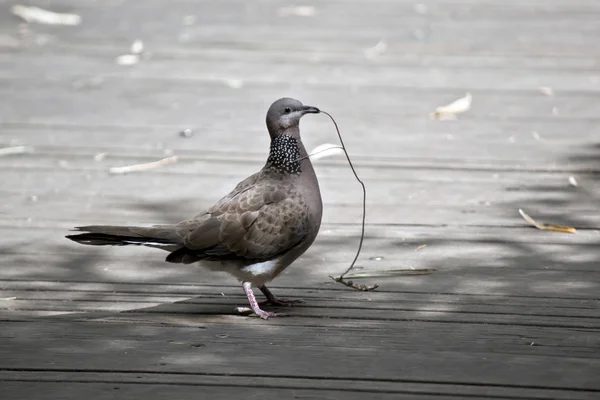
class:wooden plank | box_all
[2,308,598,350]
[0,380,417,400]
[2,294,599,328]
[0,320,598,393]
[1,281,598,329]
[5,58,599,91]
[0,280,597,328]
[1,278,598,324]
[3,130,600,172]
[0,380,566,400]
[2,140,600,172]
[2,279,597,304]
[1,296,599,329]
[1,76,600,132]
[0,370,596,400]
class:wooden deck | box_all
[1,0,599,398]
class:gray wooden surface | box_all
[1,0,599,399]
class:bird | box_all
[66,98,323,319]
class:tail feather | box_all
[66,225,181,250]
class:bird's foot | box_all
[258,284,305,307]
[234,306,288,320]
[241,282,290,320]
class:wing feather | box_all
[172,179,308,262]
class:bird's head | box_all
[266,98,320,138]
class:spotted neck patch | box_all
[265,134,301,174]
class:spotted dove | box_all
[66,98,323,319]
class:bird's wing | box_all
[171,178,309,262]
[190,172,260,219]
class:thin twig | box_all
[518,209,576,233]
[320,111,377,291]
[109,156,179,174]
[0,145,33,156]
[296,145,344,162]
[12,5,81,25]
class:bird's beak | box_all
[302,105,320,114]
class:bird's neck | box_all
[265,131,309,175]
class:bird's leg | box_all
[258,285,305,307]
[238,282,286,319]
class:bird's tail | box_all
[66,225,182,250]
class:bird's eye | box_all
[284,107,291,114]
